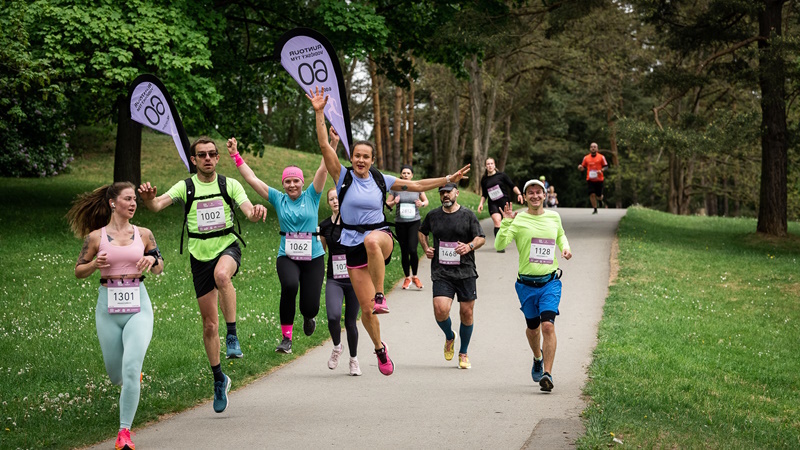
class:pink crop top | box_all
[98,226,145,277]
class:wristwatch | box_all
[469,243,475,250]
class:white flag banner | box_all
[128,74,193,172]
[276,28,353,157]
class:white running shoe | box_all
[349,357,362,376]
[328,344,343,370]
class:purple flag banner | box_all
[275,28,353,157]
[127,74,194,172]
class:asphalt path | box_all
[88,207,626,450]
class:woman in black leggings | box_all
[387,165,429,290]
[319,188,362,375]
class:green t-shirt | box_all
[494,210,570,276]
[165,174,250,261]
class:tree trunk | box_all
[114,96,142,186]
[607,105,622,208]
[407,81,415,166]
[447,92,460,175]
[401,89,409,165]
[498,112,512,171]
[481,58,504,165]
[668,151,678,214]
[681,159,693,214]
[393,86,403,172]
[467,55,483,192]
[369,57,383,169]
[382,100,392,171]
[431,93,439,174]
[756,0,788,236]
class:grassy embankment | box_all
[0,131,487,449]
[579,207,800,449]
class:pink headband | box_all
[282,166,304,184]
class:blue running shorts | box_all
[514,279,562,319]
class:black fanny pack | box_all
[517,269,562,288]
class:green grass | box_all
[579,207,800,449]
[0,131,487,449]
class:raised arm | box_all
[227,137,270,200]
[138,182,173,212]
[307,87,343,181]
[391,164,471,192]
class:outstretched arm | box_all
[307,87,343,181]
[138,183,173,212]
[227,137,270,200]
[239,200,268,222]
[391,164,471,192]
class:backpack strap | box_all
[179,177,195,254]
[337,166,395,235]
[180,174,246,255]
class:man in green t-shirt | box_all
[138,136,267,413]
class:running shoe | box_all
[349,357,362,376]
[592,209,598,215]
[303,317,317,336]
[444,332,457,361]
[115,428,135,450]
[412,276,423,289]
[225,334,243,359]
[275,337,292,354]
[497,249,505,253]
[539,372,554,392]
[402,278,412,289]
[375,342,394,376]
[531,353,544,382]
[328,344,343,370]
[458,353,471,369]
[372,293,390,314]
[213,374,231,413]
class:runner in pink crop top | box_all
[99,226,145,278]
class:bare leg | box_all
[540,321,557,373]
[459,300,475,326]
[589,193,597,209]
[214,255,238,324]
[525,326,543,360]
[197,290,221,366]
[349,267,382,349]
[491,212,503,229]
[364,231,394,294]
[432,296,454,322]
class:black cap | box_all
[439,182,458,192]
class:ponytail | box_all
[66,182,135,238]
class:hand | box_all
[136,255,157,273]
[305,86,329,112]
[250,204,268,222]
[138,183,157,201]
[501,202,517,220]
[227,137,238,155]
[94,251,110,269]
[577,165,584,171]
[415,199,423,207]
[449,164,471,182]
[425,247,435,259]
[562,249,572,260]
[517,193,524,205]
[477,203,484,213]
[455,242,471,256]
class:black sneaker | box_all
[303,317,316,336]
[275,337,292,354]
[539,372,553,392]
[592,209,598,215]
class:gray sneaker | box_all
[213,374,231,413]
[275,337,292,354]
[539,372,553,392]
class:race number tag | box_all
[487,184,504,201]
[107,279,141,314]
[332,254,349,279]
[286,232,313,260]
[438,241,461,265]
[197,200,226,231]
[529,238,556,264]
[588,170,599,180]
[399,203,416,220]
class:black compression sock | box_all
[493,227,499,237]
[211,364,224,383]
[226,322,236,337]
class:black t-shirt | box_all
[319,215,348,280]
[419,206,485,281]
[480,171,516,205]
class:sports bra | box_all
[98,226,144,277]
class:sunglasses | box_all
[195,151,219,159]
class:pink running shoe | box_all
[115,428,135,450]
[375,342,394,376]
[372,293,390,314]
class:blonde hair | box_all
[66,182,135,238]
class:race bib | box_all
[529,238,556,264]
[197,200,226,232]
[107,279,141,314]
[438,241,460,265]
[589,170,599,180]
[332,254,349,279]
[285,232,313,260]
[399,202,416,219]
[487,184,504,201]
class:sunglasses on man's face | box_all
[195,151,219,159]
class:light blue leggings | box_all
[95,284,153,429]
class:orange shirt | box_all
[581,153,608,181]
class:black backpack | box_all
[180,174,245,254]
[337,166,394,234]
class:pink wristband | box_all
[232,153,244,167]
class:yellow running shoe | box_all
[458,353,471,369]
[444,332,457,361]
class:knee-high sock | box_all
[459,323,474,354]
[437,317,455,340]
[493,227,499,237]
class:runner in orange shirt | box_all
[577,143,608,214]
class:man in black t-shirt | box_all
[419,183,486,369]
